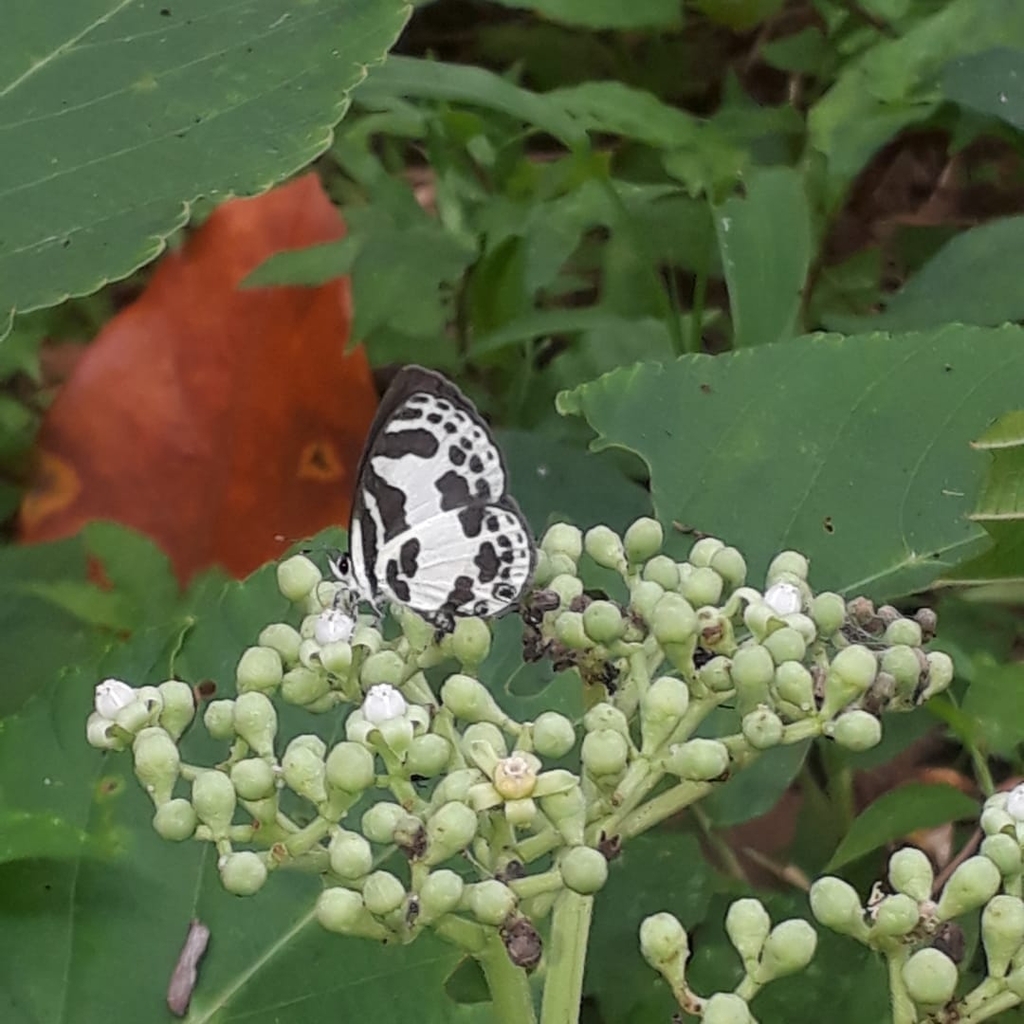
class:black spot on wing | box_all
[449,445,467,467]
[469,455,484,473]
[378,428,439,460]
[459,506,485,537]
[363,466,410,543]
[494,581,516,602]
[386,559,411,603]
[475,542,499,583]
[399,538,421,577]
[474,479,492,500]
[393,406,423,421]
[447,575,476,610]
[437,470,471,510]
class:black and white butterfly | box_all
[330,366,536,631]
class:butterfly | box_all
[330,366,536,631]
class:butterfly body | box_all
[333,366,536,628]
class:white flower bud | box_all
[764,582,802,617]
[362,684,408,725]
[95,678,135,719]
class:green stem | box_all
[887,949,917,1024]
[688,213,710,355]
[961,988,1021,1023]
[477,929,537,1024]
[540,890,593,1024]
[692,804,748,884]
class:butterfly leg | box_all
[428,606,458,643]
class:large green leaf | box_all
[826,216,1024,334]
[556,326,1024,600]
[1,0,408,331]
[808,0,1024,202]
[942,47,1024,131]
[0,564,492,1024]
[485,0,681,30]
[713,167,811,348]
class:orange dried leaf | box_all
[20,174,376,584]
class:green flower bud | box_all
[554,610,590,650]
[462,722,509,760]
[680,567,723,608]
[871,893,920,937]
[630,579,665,622]
[889,847,934,902]
[114,689,163,734]
[639,912,688,971]
[881,644,923,693]
[531,712,576,759]
[763,627,807,666]
[581,729,629,777]
[665,738,729,781]
[982,833,1022,877]
[831,710,882,752]
[447,617,491,669]
[417,869,465,923]
[741,708,784,750]
[725,898,771,965]
[321,640,353,676]
[623,517,663,563]
[153,798,197,841]
[640,676,690,754]
[767,550,809,583]
[132,727,180,805]
[642,556,679,591]
[542,523,584,562]
[732,645,774,712]
[902,948,957,1007]
[540,784,587,845]
[203,699,236,740]
[710,546,747,589]
[810,592,845,637]
[360,650,404,689]
[361,870,406,916]
[754,918,817,983]
[258,622,303,665]
[560,846,608,895]
[156,681,195,741]
[466,879,516,925]
[424,801,479,866]
[192,770,237,838]
[325,741,376,794]
[823,645,877,716]
[361,801,407,845]
[884,618,923,648]
[441,674,507,725]
[702,994,752,1024]
[809,877,868,940]
[349,623,383,655]
[230,758,277,801]
[584,525,627,573]
[281,741,327,804]
[689,537,724,568]
[277,554,322,602]
[405,733,452,777]
[982,807,1015,837]
[582,600,626,644]
[232,692,277,758]
[219,851,268,896]
[548,573,584,608]
[235,646,284,695]
[922,652,954,700]
[936,856,1002,921]
[547,552,579,580]
[773,662,815,714]
[650,593,698,646]
[699,656,734,693]
[983,894,1024,978]
[297,638,322,670]
[281,666,329,707]
[582,702,630,736]
[316,887,387,939]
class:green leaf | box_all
[808,0,1024,201]
[242,236,362,288]
[1,0,409,323]
[360,56,585,146]
[485,0,682,30]
[557,326,1024,600]
[828,783,979,870]
[713,167,811,348]
[960,656,1024,758]
[942,47,1024,131]
[827,216,1024,333]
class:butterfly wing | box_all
[347,366,535,618]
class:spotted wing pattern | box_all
[345,366,535,622]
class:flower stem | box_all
[887,949,917,1024]
[540,890,593,1024]
[476,929,537,1024]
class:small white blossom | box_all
[94,678,135,719]
[314,608,355,646]
[765,582,802,617]
[1007,783,1024,822]
[86,711,119,750]
[362,684,407,725]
